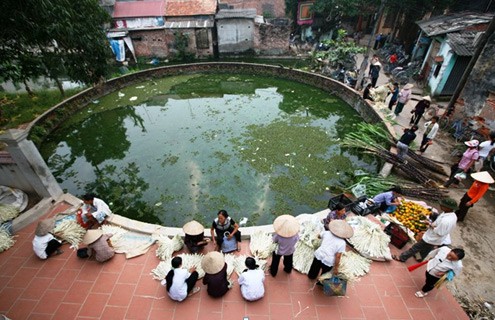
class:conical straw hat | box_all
[273,215,300,237]
[403,83,414,90]
[328,220,354,239]
[82,229,103,245]
[201,251,225,274]
[471,171,494,184]
[35,218,55,236]
[183,220,204,236]
[422,95,431,102]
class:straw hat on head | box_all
[183,220,204,236]
[464,140,479,147]
[403,83,414,90]
[273,214,300,238]
[328,220,354,239]
[471,171,494,184]
[201,251,225,274]
[422,95,431,102]
[35,218,55,236]
[83,229,103,245]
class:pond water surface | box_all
[39,73,379,227]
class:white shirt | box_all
[422,212,457,246]
[424,121,439,139]
[314,231,346,267]
[168,268,190,302]
[478,140,495,159]
[238,269,265,301]
[82,197,112,223]
[32,234,55,259]
[425,246,463,277]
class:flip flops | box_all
[188,287,201,297]
[415,291,428,298]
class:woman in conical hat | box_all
[32,218,63,259]
[183,220,209,253]
[270,215,300,277]
[201,251,230,298]
[456,171,494,222]
[82,229,115,262]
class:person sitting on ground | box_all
[202,251,230,298]
[455,171,494,222]
[211,209,241,252]
[308,220,353,280]
[393,210,456,262]
[363,83,374,101]
[322,203,347,230]
[239,257,265,301]
[82,229,115,263]
[419,116,439,154]
[165,256,200,301]
[396,125,418,160]
[372,186,402,213]
[414,247,464,298]
[183,220,209,253]
[270,215,300,277]
[32,218,63,259]
[81,193,112,228]
[444,140,480,188]
[410,96,431,126]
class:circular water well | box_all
[37,63,380,227]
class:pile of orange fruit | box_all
[392,201,431,234]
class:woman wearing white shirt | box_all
[238,257,265,301]
[32,219,63,259]
[415,247,464,298]
[165,256,200,301]
[475,132,495,171]
[419,116,439,154]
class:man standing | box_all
[393,210,457,262]
[369,57,381,88]
[396,125,418,160]
[419,116,439,154]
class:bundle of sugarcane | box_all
[151,253,205,280]
[52,220,86,248]
[249,230,276,259]
[153,234,184,261]
[0,204,20,224]
[406,149,447,175]
[0,228,15,252]
[233,255,267,276]
[347,216,392,261]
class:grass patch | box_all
[0,88,83,129]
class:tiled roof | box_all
[165,0,217,16]
[416,12,493,36]
[113,1,165,18]
[447,31,481,56]
[216,8,257,19]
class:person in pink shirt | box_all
[444,140,479,188]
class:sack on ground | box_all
[322,276,347,296]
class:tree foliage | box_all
[0,0,112,94]
[311,29,366,69]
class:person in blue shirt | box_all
[372,186,402,212]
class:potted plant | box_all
[439,198,458,212]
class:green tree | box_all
[0,0,112,96]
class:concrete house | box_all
[216,9,258,54]
[414,12,493,96]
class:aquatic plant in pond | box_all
[39,73,379,227]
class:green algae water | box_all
[39,73,379,227]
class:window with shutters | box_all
[196,29,209,49]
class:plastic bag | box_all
[221,232,237,253]
[454,172,467,181]
[351,184,367,198]
[322,276,347,296]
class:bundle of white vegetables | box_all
[293,220,322,274]
[52,219,86,248]
[249,230,276,259]
[233,255,267,276]
[151,253,205,280]
[347,216,392,261]
[101,224,128,239]
[224,253,236,277]
[153,234,184,261]
[335,251,371,281]
[0,204,19,224]
[0,228,15,252]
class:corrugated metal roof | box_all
[447,31,481,56]
[165,0,217,16]
[164,19,214,28]
[113,1,165,18]
[216,8,257,19]
[416,12,493,36]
